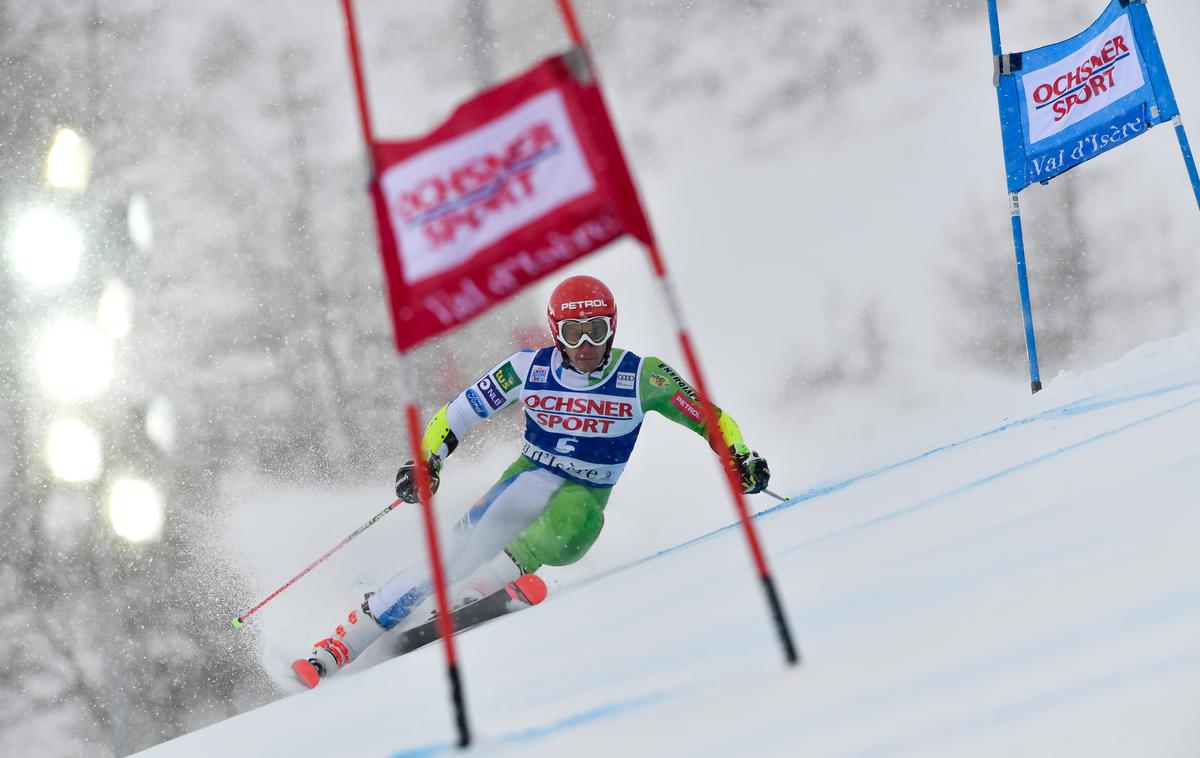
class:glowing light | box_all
[144,395,176,453]
[127,193,153,252]
[45,128,92,191]
[45,418,103,483]
[107,478,164,543]
[9,208,83,288]
[97,278,134,339]
[36,319,113,401]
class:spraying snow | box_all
[136,331,1200,757]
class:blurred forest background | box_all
[1,1,1197,755]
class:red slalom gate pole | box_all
[340,0,472,746]
[554,0,799,666]
[340,0,377,149]
[406,404,471,747]
[669,295,799,666]
[555,0,586,46]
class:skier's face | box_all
[563,339,606,372]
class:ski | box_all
[289,575,546,690]
[394,574,547,656]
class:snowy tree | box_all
[0,4,268,755]
[947,165,1192,377]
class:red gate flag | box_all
[370,50,652,351]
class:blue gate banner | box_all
[996,0,1179,193]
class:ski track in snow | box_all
[602,372,1200,577]
[136,335,1200,757]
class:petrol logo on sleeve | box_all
[672,391,702,422]
[648,373,668,389]
[476,376,506,409]
[465,389,488,418]
[616,371,635,390]
[529,365,549,384]
[493,362,522,392]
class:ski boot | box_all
[293,594,387,689]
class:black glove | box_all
[395,456,442,503]
[731,447,770,494]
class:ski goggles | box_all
[555,316,613,348]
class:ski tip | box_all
[506,574,548,606]
[291,659,322,689]
[231,617,243,629]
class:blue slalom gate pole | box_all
[1173,116,1200,211]
[986,0,1002,60]
[1008,194,1042,393]
[988,0,1042,393]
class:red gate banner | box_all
[370,51,652,351]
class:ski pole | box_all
[763,489,790,503]
[231,498,405,628]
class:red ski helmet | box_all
[546,275,617,346]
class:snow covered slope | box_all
[140,333,1200,757]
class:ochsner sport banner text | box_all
[370,51,651,351]
[996,0,1179,192]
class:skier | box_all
[293,275,770,687]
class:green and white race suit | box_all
[367,345,754,630]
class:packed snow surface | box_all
[139,332,1200,757]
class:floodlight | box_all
[127,193,153,252]
[144,395,176,453]
[97,278,133,339]
[45,128,92,192]
[36,318,113,401]
[45,418,103,483]
[9,207,83,288]
[107,477,164,543]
